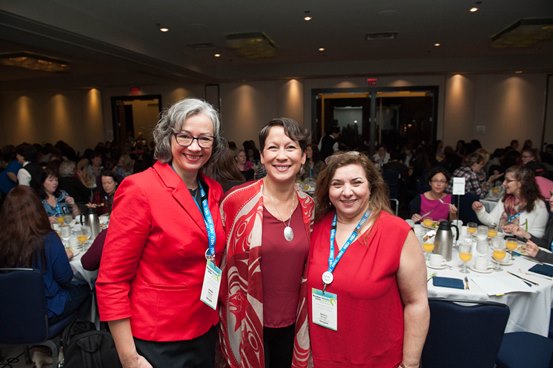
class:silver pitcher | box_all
[80,207,100,240]
[433,221,459,261]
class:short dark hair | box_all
[258,118,307,153]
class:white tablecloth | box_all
[428,255,553,336]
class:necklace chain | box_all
[264,189,296,241]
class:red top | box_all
[96,162,226,341]
[261,205,309,328]
[420,193,451,221]
[307,211,410,368]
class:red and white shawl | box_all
[219,179,313,368]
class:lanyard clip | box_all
[205,249,215,263]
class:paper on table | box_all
[470,274,535,295]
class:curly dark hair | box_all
[503,165,544,213]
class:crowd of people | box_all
[2,97,553,367]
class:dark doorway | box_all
[111,95,162,145]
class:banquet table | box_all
[427,253,553,337]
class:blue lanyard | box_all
[193,181,217,261]
[507,212,521,223]
[327,210,370,274]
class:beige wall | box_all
[1,74,552,155]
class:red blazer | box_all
[96,161,226,341]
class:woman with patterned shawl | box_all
[219,118,314,368]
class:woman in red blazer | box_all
[96,98,226,368]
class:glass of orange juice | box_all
[467,222,477,237]
[458,244,472,273]
[56,215,65,225]
[487,227,498,239]
[492,242,507,271]
[77,226,91,249]
[423,241,435,261]
[505,237,518,256]
[422,218,434,228]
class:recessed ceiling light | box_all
[214,53,221,58]
[514,70,523,74]
[304,11,312,21]
[434,43,441,47]
[159,26,169,32]
[318,47,325,52]
[469,7,479,13]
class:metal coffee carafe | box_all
[433,221,459,261]
[81,207,100,240]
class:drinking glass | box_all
[458,243,472,273]
[60,225,71,246]
[492,241,507,271]
[467,222,477,237]
[505,237,518,256]
[56,216,65,226]
[487,227,498,240]
[422,241,435,261]
[477,225,488,240]
[77,226,91,249]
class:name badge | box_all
[200,260,222,310]
[311,288,338,331]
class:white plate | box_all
[469,266,494,274]
[427,262,448,270]
[492,258,513,266]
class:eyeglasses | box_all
[431,180,447,184]
[173,132,214,148]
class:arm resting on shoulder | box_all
[397,231,430,368]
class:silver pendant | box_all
[284,226,294,241]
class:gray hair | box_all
[59,160,76,177]
[153,98,222,165]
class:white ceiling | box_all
[1,0,552,89]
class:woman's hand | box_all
[65,247,74,260]
[65,196,75,206]
[411,213,422,223]
[448,204,458,214]
[526,240,539,258]
[503,224,529,239]
[49,216,56,224]
[122,354,152,368]
[471,201,484,212]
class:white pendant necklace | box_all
[265,190,296,242]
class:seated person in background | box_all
[410,167,457,222]
[235,148,254,181]
[300,144,325,181]
[505,189,553,264]
[16,142,42,192]
[203,147,245,192]
[58,160,92,207]
[0,186,91,324]
[81,229,107,271]
[113,153,134,178]
[39,164,80,222]
[449,152,501,199]
[372,144,390,170]
[521,148,547,177]
[472,165,548,237]
[89,170,120,215]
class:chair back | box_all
[422,298,510,368]
[0,268,49,344]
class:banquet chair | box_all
[421,298,509,368]
[0,268,76,366]
[496,332,553,368]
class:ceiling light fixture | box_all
[514,70,523,74]
[318,47,325,52]
[469,7,479,13]
[0,52,70,72]
[492,18,553,48]
[226,32,276,59]
[434,43,441,47]
[304,11,312,21]
[214,53,221,58]
[159,26,169,32]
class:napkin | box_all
[432,276,464,289]
[528,264,553,277]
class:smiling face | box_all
[171,113,214,179]
[43,174,58,195]
[429,172,448,195]
[503,172,521,196]
[329,164,370,222]
[260,125,306,184]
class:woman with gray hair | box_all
[96,98,226,368]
